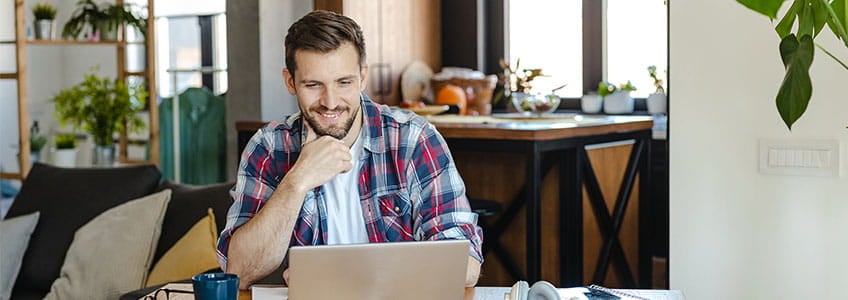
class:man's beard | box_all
[304,104,360,140]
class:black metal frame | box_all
[444,128,653,287]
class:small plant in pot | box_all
[98,3,147,41]
[32,3,57,40]
[52,69,147,166]
[646,65,667,115]
[29,122,47,163]
[599,80,637,114]
[52,133,78,168]
[62,0,146,41]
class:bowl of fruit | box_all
[511,93,561,116]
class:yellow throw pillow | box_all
[146,208,219,287]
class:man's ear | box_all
[359,64,369,92]
[283,68,296,95]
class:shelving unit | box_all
[2,0,158,179]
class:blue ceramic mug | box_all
[192,273,239,300]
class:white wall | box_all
[670,1,848,299]
[258,0,310,121]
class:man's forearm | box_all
[466,256,481,287]
[226,180,307,289]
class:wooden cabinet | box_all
[313,0,440,105]
[2,0,158,179]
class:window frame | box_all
[484,0,665,111]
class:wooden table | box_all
[425,114,654,287]
[239,287,477,299]
[234,113,655,287]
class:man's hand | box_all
[286,135,353,192]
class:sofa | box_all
[0,162,282,300]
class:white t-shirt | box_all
[324,132,369,245]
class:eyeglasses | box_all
[141,288,193,300]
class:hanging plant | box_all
[737,0,848,130]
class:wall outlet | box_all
[759,139,839,177]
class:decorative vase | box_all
[581,94,603,114]
[97,21,121,41]
[603,90,634,114]
[33,19,55,40]
[93,145,115,167]
[647,92,667,115]
[52,148,78,168]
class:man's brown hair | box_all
[285,10,366,74]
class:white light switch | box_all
[759,139,839,176]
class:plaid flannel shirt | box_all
[217,94,483,269]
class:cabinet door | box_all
[314,0,440,105]
[341,1,386,104]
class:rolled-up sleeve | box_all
[410,124,484,262]
[216,128,280,270]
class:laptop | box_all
[288,239,470,300]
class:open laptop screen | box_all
[288,240,469,300]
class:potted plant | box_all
[52,70,147,166]
[97,3,146,41]
[29,122,47,163]
[600,80,637,114]
[62,0,102,40]
[52,133,78,168]
[646,65,667,115]
[62,0,146,41]
[32,3,57,40]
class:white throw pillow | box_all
[0,211,40,300]
[43,189,171,300]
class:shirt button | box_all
[394,206,400,213]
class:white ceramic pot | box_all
[581,94,603,114]
[34,19,55,40]
[647,92,667,115]
[52,148,78,168]
[603,90,634,114]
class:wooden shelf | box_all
[0,172,23,180]
[6,0,159,179]
[26,39,124,46]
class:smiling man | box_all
[216,10,483,289]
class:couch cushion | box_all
[146,208,219,287]
[43,189,171,300]
[152,181,233,266]
[0,212,39,300]
[5,163,161,298]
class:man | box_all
[216,10,483,289]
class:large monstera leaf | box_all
[777,34,814,129]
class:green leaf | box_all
[811,0,829,36]
[827,0,848,40]
[798,1,815,36]
[738,0,788,19]
[776,0,803,37]
[776,34,815,130]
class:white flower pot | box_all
[647,92,667,115]
[34,19,55,40]
[581,94,603,114]
[603,90,634,114]
[52,148,77,168]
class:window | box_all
[606,0,667,98]
[155,14,228,98]
[508,1,583,98]
[507,0,667,99]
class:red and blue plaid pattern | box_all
[217,95,483,269]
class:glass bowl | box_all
[511,93,561,116]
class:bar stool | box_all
[468,198,523,280]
